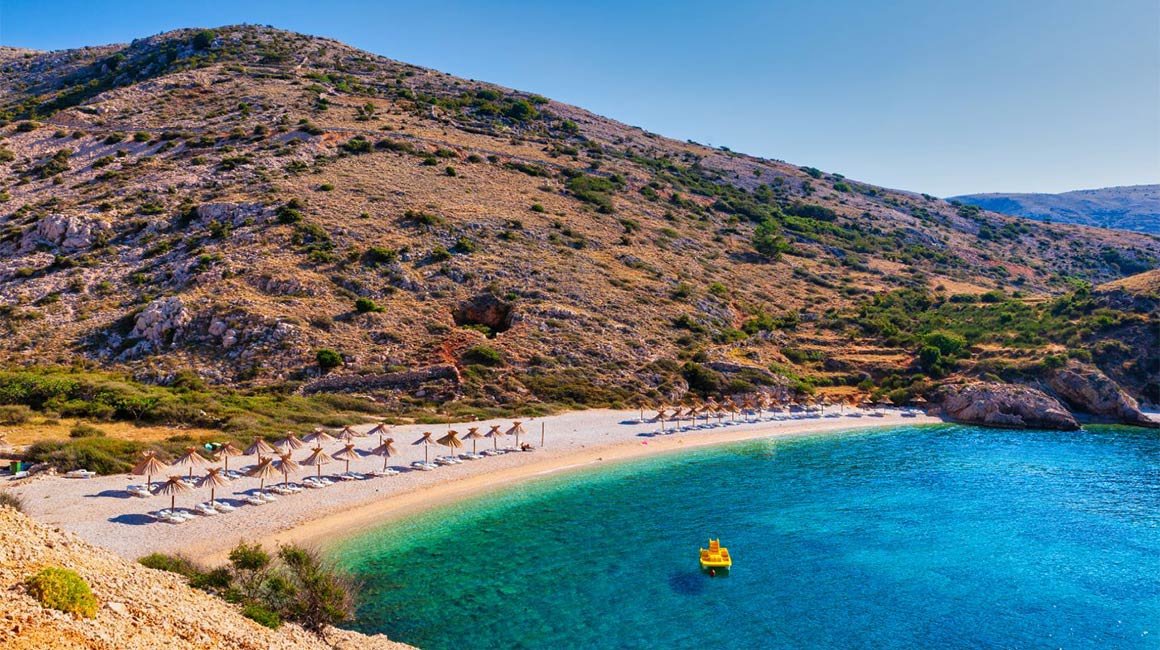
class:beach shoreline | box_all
[6,408,941,565]
[204,411,941,565]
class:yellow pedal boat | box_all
[699,538,732,570]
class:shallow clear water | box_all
[332,424,1160,649]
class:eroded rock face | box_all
[1048,363,1158,428]
[22,214,108,252]
[938,382,1079,430]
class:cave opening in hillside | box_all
[452,294,514,337]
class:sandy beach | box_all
[6,408,940,565]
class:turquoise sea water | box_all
[332,424,1160,649]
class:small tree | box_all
[229,542,272,601]
[752,218,789,260]
[277,545,357,637]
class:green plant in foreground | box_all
[26,567,98,618]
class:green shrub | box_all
[243,603,282,629]
[681,362,723,395]
[316,349,343,371]
[15,121,40,132]
[923,331,966,357]
[229,542,272,600]
[752,218,790,260]
[565,175,618,213]
[25,437,144,475]
[362,246,397,267]
[341,137,372,154]
[277,545,356,636]
[354,297,383,313]
[0,404,32,424]
[26,567,98,618]
[192,29,216,50]
[463,345,503,366]
[68,423,106,438]
[403,209,442,226]
[132,131,151,142]
[138,553,200,577]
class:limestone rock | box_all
[130,297,190,347]
[22,214,108,252]
[938,382,1079,430]
[1047,362,1158,428]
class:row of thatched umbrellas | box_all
[131,421,532,512]
[643,393,913,429]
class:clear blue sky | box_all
[2,0,1157,196]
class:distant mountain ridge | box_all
[951,185,1160,235]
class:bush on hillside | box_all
[354,298,383,314]
[463,345,503,366]
[0,404,32,424]
[26,567,98,618]
[315,349,343,371]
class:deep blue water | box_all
[332,424,1160,649]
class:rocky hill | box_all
[951,185,1160,235]
[0,506,410,649]
[0,26,1156,419]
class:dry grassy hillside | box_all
[0,26,1155,418]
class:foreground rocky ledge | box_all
[0,508,412,650]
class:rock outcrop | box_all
[129,296,191,347]
[937,382,1079,430]
[0,507,412,650]
[1047,363,1158,428]
[21,214,108,252]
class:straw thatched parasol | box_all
[371,438,398,471]
[246,458,279,492]
[173,447,209,479]
[338,426,364,443]
[273,453,301,487]
[485,425,504,450]
[302,446,334,478]
[367,423,391,445]
[244,438,276,461]
[197,467,230,505]
[156,475,190,512]
[274,433,305,455]
[437,430,463,458]
[506,422,527,447]
[332,443,360,474]
[303,428,337,447]
[463,427,485,455]
[413,432,436,463]
[214,441,243,472]
[131,451,169,492]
